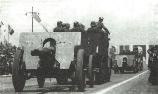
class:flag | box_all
[40,23,48,32]
[8,25,14,35]
[0,21,4,28]
[32,12,41,23]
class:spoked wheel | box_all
[75,49,86,92]
[88,55,94,88]
[12,49,26,92]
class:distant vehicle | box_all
[12,30,111,92]
[114,47,143,73]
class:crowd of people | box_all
[0,43,17,75]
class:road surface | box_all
[1,69,157,94]
[122,71,158,94]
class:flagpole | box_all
[32,6,33,32]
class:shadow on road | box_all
[22,85,84,93]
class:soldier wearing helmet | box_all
[53,21,64,32]
[86,21,101,54]
[96,17,110,35]
[91,21,97,28]
[62,23,70,32]
[87,21,97,33]
[71,21,84,32]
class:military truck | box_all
[12,30,111,92]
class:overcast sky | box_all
[0,0,158,46]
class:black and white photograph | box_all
[0,0,158,94]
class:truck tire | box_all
[106,58,112,82]
[88,55,94,88]
[75,49,85,91]
[107,68,111,81]
[12,49,26,92]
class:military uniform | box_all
[53,21,64,32]
[53,27,64,32]
[86,21,108,56]
[96,18,110,35]
[63,23,70,32]
[70,22,84,32]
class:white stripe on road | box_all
[94,70,149,94]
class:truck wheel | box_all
[75,49,85,91]
[106,68,111,82]
[37,77,45,88]
[95,57,106,84]
[106,58,112,82]
[12,49,26,92]
[88,55,94,88]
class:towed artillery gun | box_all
[115,47,143,73]
[12,29,111,92]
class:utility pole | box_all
[26,6,39,32]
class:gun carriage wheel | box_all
[88,54,94,88]
[75,49,86,91]
[12,49,26,92]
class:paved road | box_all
[122,71,158,94]
[0,70,151,94]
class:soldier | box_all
[147,46,158,68]
[53,21,64,32]
[148,45,158,85]
[79,23,85,31]
[96,17,110,35]
[87,21,97,33]
[86,21,102,54]
[63,23,70,32]
[70,21,84,32]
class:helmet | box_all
[90,21,96,27]
[66,23,70,29]
[99,17,104,20]
[74,21,79,27]
[57,21,62,26]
